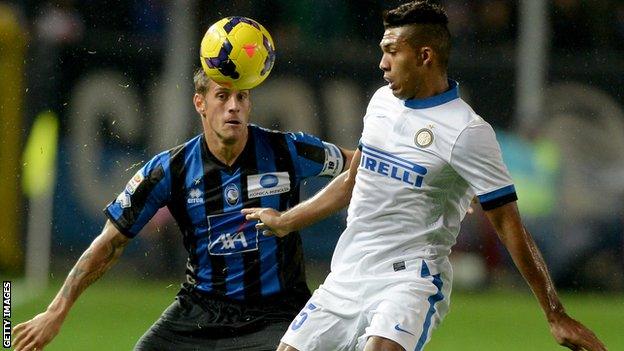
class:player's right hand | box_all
[548,312,607,351]
[242,207,291,237]
[13,310,64,351]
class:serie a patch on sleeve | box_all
[319,142,344,177]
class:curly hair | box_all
[383,1,451,69]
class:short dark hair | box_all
[193,68,211,95]
[383,1,451,69]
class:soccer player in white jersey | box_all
[244,1,607,351]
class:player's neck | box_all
[410,73,449,99]
[430,74,449,96]
[205,131,248,167]
[413,73,449,99]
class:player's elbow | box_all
[340,148,356,171]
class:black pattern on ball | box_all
[205,38,240,79]
[223,16,260,33]
[261,35,275,76]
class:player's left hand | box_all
[548,312,607,351]
[242,207,291,237]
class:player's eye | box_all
[216,93,227,100]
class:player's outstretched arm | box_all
[12,220,130,351]
[243,149,362,237]
[484,202,607,351]
[338,147,355,171]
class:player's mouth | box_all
[384,76,397,90]
[225,119,242,125]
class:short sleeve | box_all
[450,121,517,211]
[286,132,345,179]
[104,152,171,237]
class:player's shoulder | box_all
[449,102,501,153]
[444,98,491,132]
[459,100,494,132]
[248,123,289,140]
[249,123,279,135]
[166,134,203,160]
[249,123,321,146]
[144,134,203,172]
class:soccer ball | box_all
[200,17,276,90]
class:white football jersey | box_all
[330,81,516,278]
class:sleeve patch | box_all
[318,142,345,177]
[103,164,166,237]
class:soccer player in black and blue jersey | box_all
[12,68,354,351]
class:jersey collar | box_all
[403,79,459,109]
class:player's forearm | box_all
[281,171,354,231]
[338,147,356,171]
[496,222,565,320]
[47,226,129,318]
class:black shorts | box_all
[134,286,310,351]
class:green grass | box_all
[11,281,623,350]
[12,280,178,350]
[428,291,623,350]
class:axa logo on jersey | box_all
[360,144,427,187]
[208,229,258,255]
[210,231,248,251]
[207,212,259,255]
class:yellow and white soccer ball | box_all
[200,17,276,90]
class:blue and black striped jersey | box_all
[104,124,345,301]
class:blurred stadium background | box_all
[1,0,623,349]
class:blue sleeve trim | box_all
[478,184,516,202]
[478,185,517,211]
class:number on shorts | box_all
[291,303,317,331]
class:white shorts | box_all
[281,258,453,351]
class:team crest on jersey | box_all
[247,172,290,198]
[414,128,434,148]
[187,188,204,204]
[125,172,144,194]
[224,183,240,206]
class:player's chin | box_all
[222,122,245,133]
[390,87,407,100]
[219,129,245,143]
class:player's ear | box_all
[420,46,433,66]
[193,93,206,118]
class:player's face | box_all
[379,26,425,100]
[197,80,251,145]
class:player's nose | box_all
[379,54,390,72]
[226,95,241,113]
